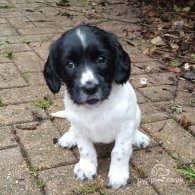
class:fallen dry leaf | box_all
[175,115,192,129]
[182,7,191,13]
[143,45,156,55]
[170,43,179,50]
[157,23,165,30]
[184,33,191,43]
[167,66,181,73]
[131,1,195,83]
[151,36,165,46]
[173,4,181,12]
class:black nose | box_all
[82,81,99,95]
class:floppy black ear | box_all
[113,39,131,84]
[43,43,61,93]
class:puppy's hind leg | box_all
[58,126,77,148]
[133,130,150,149]
[133,105,150,148]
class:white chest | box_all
[64,83,138,143]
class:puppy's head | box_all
[43,25,131,105]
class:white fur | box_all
[53,82,150,188]
[58,126,76,148]
[80,69,98,86]
[50,111,66,118]
[76,28,86,48]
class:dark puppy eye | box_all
[97,56,106,64]
[66,61,75,69]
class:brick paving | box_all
[0,0,194,194]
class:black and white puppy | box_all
[43,25,150,188]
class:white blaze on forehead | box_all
[76,28,86,48]
[81,69,97,85]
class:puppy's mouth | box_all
[70,84,111,106]
[86,98,100,105]
[80,94,105,106]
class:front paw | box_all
[74,160,97,180]
[58,132,76,148]
[108,169,129,189]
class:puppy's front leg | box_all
[108,133,133,189]
[74,135,97,180]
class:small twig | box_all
[155,48,170,52]
[164,33,179,38]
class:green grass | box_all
[56,0,70,6]
[0,99,5,107]
[137,168,148,178]
[22,40,31,45]
[30,167,39,178]
[36,179,45,189]
[99,190,108,195]
[170,104,184,114]
[0,41,14,60]
[0,3,15,9]
[73,185,108,194]
[80,0,89,6]
[30,167,45,189]
[177,165,195,185]
[75,185,97,194]
[0,40,10,46]
[4,47,14,59]
[32,98,52,109]
[20,72,29,83]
